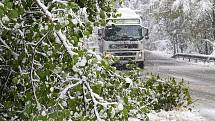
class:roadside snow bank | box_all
[128,110,207,121]
[148,110,207,121]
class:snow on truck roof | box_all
[107,8,142,25]
[116,8,141,19]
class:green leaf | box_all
[84,30,91,38]
[9,9,19,18]
[123,96,128,105]
[92,84,102,94]
[5,1,13,9]
[122,108,128,119]
[0,8,4,17]
[68,2,80,12]
[49,112,58,120]
[100,10,106,19]
[4,101,12,108]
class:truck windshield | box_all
[105,25,142,41]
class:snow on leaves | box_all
[0,0,121,120]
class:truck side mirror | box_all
[142,28,149,39]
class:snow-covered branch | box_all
[84,80,102,121]
[59,81,82,98]
[56,30,77,57]
[30,53,39,110]
[91,92,117,106]
[0,20,10,30]
[29,31,50,110]
[0,37,19,59]
[69,8,84,27]
[52,0,68,4]
[0,2,3,7]
[36,0,79,57]
[82,83,87,113]
[203,39,215,46]
[35,0,53,21]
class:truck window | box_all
[105,25,143,41]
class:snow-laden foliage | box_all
[0,0,192,120]
[195,0,213,20]
[0,0,123,120]
[171,0,193,15]
[131,0,214,55]
[143,75,192,111]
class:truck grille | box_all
[114,52,136,56]
[120,57,135,61]
[109,44,138,49]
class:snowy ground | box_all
[148,110,206,121]
[129,110,206,121]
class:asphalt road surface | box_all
[144,51,215,121]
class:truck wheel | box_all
[137,61,144,69]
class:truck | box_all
[98,8,149,68]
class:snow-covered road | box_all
[144,51,215,121]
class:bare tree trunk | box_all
[173,37,176,55]
[205,41,208,55]
[204,31,209,55]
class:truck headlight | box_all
[138,52,142,59]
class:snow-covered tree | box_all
[0,0,126,120]
[133,0,215,55]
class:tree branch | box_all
[30,31,50,110]
[84,80,102,121]
[52,0,68,4]
[35,0,53,21]
[82,83,87,114]
[0,67,12,98]
[0,2,4,7]
[0,37,19,59]
[56,30,77,57]
[36,0,78,57]
[59,81,82,98]
[35,1,114,119]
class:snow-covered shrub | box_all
[143,75,192,112]
[115,66,192,120]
